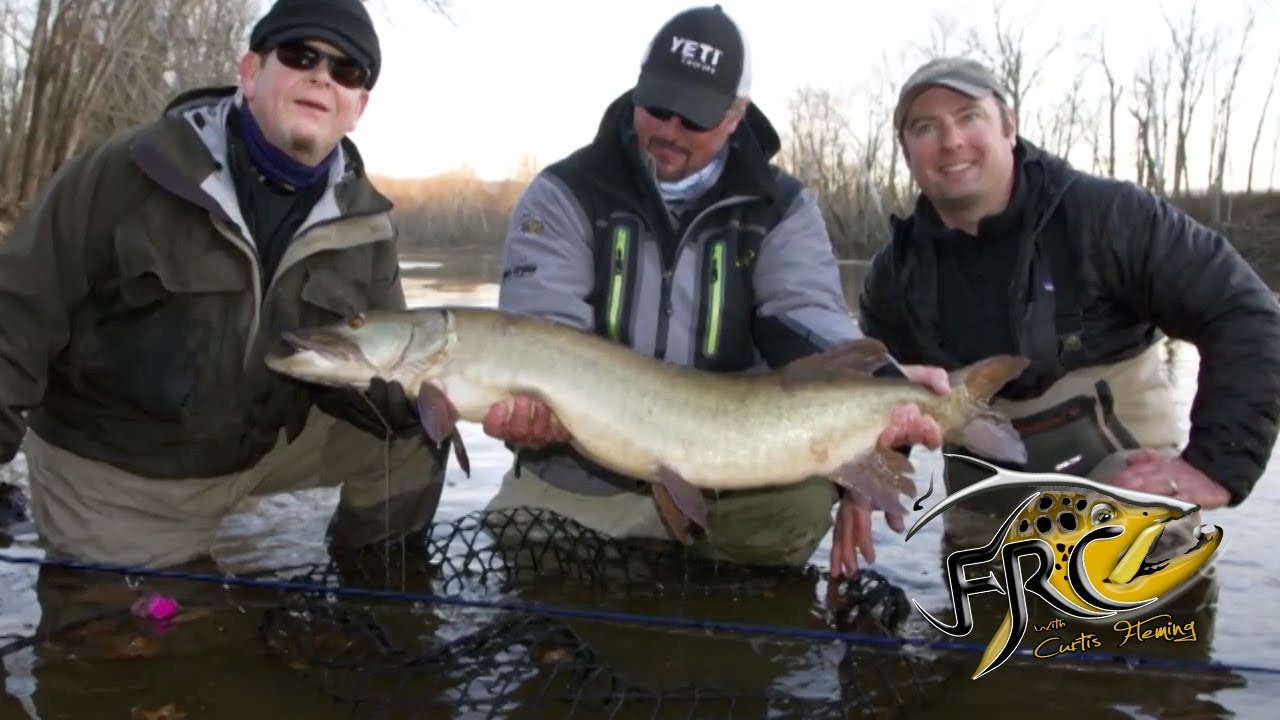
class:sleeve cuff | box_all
[1179,443,1253,507]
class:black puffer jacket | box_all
[859,138,1280,506]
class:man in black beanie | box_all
[249,0,382,91]
[0,0,448,570]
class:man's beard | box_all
[288,134,321,165]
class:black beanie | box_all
[249,0,381,89]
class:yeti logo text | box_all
[905,455,1224,680]
[670,37,723,74]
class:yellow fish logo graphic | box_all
[907,455,1224,680]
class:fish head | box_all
[264,309,453,391]
[1006,487,1222,614]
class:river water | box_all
[0,248,1276,719]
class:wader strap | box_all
[1096,379,1141,449]
[944,381,1139,516]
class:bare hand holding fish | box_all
[831,398,947,579]
[482,396,571,448]
[265,306,1030,547]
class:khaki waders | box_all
[483,466,838,568]
[940,341,1201,559]
[23,407,445,569]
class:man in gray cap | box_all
[481,5,952,576]
[0,0,447,569]
[858,56,1280,556]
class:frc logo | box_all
[906,455,1224,680]
[670,37,722,74]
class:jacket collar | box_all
[129,85,389,236]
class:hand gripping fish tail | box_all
[824,353,1030,520]
[262,307,1032,545]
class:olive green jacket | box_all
[0,86,406,478]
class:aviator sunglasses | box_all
[274,40,370,90]
[642,106,716,133]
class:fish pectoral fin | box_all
[416,381,471,477]
[950,410,1028,466]
[652,485,694,545]
[832,448,915,517]
[777,338,892,388]
[450,432,471,477]
[653,465,708,541]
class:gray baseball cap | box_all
[893,57,1007,131]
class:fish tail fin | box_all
[944,355,1031,466]
[948,355,1030,406]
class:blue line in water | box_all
[1,551,1277,677]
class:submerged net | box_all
[10,508,949,719]
[257,508,944,719]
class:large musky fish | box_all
[265,306,1031,542]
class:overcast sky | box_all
[334,0,1276,192]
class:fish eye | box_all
[1090,502,1116,524]
[347,313,366,329]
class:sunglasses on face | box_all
[643,106,716,133]
[273,40,369,90]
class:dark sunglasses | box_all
[274,40,369,90]
[643,106,716,133]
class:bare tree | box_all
[0,0,258,224]
[1130,50,1171,195]
[1089,33,1123,178]
[859,47,917,218]
[1,0,152,214]
[1246,48,1280,192]
[1165,1,1217,196]
[1036,68,1087,162]
[967,0,1063,121]
[1206,12,1252,224]
[779,86,858,250]
[919,12,968,58]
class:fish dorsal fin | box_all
[778,338,893,387]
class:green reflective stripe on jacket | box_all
[606,224,630,341]
[703,240,725,358]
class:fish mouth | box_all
[279,329,359,363]
[1106,517,1217,585]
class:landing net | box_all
[6,507,945,719]
[261,508,944,719]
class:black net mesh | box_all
[4,505,1261,719]
[4,507,948,719]
[254,508,945,719]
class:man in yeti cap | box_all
[482,5,951,573]
[0,0,447,569]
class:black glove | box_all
[311,377,420,440]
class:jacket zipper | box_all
[653,196,754,361]
[213,209,391,371]
[210,220,265,370]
